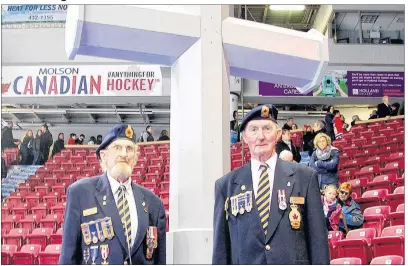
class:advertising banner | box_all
[259,70,404,98]
[1,65,163,97]
[2,4,67,28]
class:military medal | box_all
[146,226,158,259]
[231,191,253,216]
[289,204,301,230]
[100,244,109,265]
[278,190,287,211]
[225,198,229,220]
[90,246,99,265]
[96,220,106,242]
[89,222,98,244]
[83,248,90,264]
[81,223,92,245]
[103,217,115,240]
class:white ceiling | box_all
[336,12,405,31]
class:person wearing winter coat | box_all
[32,130,43,165]
[51,133,65,158]
[324,105,335,141]
[337,182,364,233]
[20,130,34,165]
[309,133,340,190]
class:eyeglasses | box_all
[246,125,274,136]
[339,190,349,195]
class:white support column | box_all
[167,5,231,264]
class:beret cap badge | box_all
[261,105,270,118]
[125,125,133,139]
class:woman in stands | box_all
[20,130,34,165]
[291,123,298,130]
[158,130,170,141]
[32,129,42,165]
[350,115,361,127]
[337,182,364,233]
[309,133,339,190]
[51,133,65,158]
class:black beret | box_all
[239,104,278,132]
[96,124,137,158]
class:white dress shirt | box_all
[107,175,138,247]
[250,154,278,203]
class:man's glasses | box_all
[339,190,349,195]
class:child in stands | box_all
[322,184,343,231]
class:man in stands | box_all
[337,182,363,233]
[282,117,294,130]
[276,129,301,163]
[40,124,53,164]
[213,104,329,264]
[59,124,166,265]
[377,96,392,118]
[76,134,86,145]
[1,121,20,151]
[141,125,155,142]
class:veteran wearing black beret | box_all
[60,124,166,265]
[213,104,329,264]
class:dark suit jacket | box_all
[276,141,301,163]
[59,173,166,265]
[377,103,391,118]
[213,159,329,265]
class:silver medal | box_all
[279,200,287,210]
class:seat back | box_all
[393,186,404,194]
[331,257,362,265]
[396,204,404,212]
[346,228,376,241]
[370,255,404,265]
[328,231,344,244]
[20,244,42,255]
[361,189,388,199]
[363,206,390,216]
[380,225,404,237]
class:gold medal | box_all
[289,204,301,230]
[225,198,229,221]
[239,207,245,215]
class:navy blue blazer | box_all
[59,173,166,265]
[213,159,329,265]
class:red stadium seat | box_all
[49,228,63,245]
[338,168,358,182]
[362,206,390,237]
[25,192,42,207]
[12,244,41,265]
[7,194,23,206]
[360,131,374,139]
[330,257,362,265]
[328,231,345,260]
[355,189,388,213]
[355,165,380,182]
[364,155,387,168]
[348,178,368,198]
[11,203,30,217]
[336,228,376,264]
[387,186,404,212]
[1,215,21,234]
[231,160,243,170]
[367,124,380,132]
[378,128,394,137]
[342,158,365,170]
[3,228,30,249]
[1,244,17,265]
[370,255,404,265]
[43,192,59,206]
[366,174,397,194]
[19,214,41,233]
[39,214,63,232]
[31,202,50,218]
[26,228,54,251]
[388,204,404,226]
[379,161,404,177]
[372,225,404,258]
[2,203,11,216]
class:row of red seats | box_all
[335,134,404,153]
[340,151,404,170]
[328,224,404,264]
[347,173,404,198]
[331,255,404,265]
[353,186,404,213]
[2,243,61,265]
[338,161,404,183]
[2,211,64,234]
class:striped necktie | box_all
[256,164,271,235]
[117,185,132,248]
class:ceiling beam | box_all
[61,114,69,123]
[262,5,269,23]
[9,113,21,122]
[32,112,43,123]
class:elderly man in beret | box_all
[59,124,166,265]
[213,104,329,265]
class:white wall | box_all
[11,124,170,143]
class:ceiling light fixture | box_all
[269,5,305,11]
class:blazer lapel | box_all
[131,183,149,255]
[95,173,127,251]
[233,163,265,243]
[265,159,295,242]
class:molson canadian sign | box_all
[1,65,163,97]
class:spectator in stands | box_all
[88,136,96,145]
[291,123,298,130]
[20,130,34,165]
[40,124,53,164]
[322,185,342,231]
[325,105,335,141]
[302,125,314,153]
[59,124,166,264]
[369,110,378,120]
[309,133,339,189]
[141,125,155,142]
[96,135,103,145]
[67,133,77,145]
[158,130,170,141]
[282,117,294,130]
[308,120,326,157]
[1,121,20,151]
[76,134,85,145]
[340,114,349,132]
[279,149,293,162]
[377,96,392,118]
[230,110,240,142]
[276,129,301,163]
[338,182,364,233]
[333,110,344,139]
[1,157,7,181]
[32,129,42,165]
[390,102,400,116]
[350,115,361,127]
[51,133,65,158]
[213,104,329,264]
